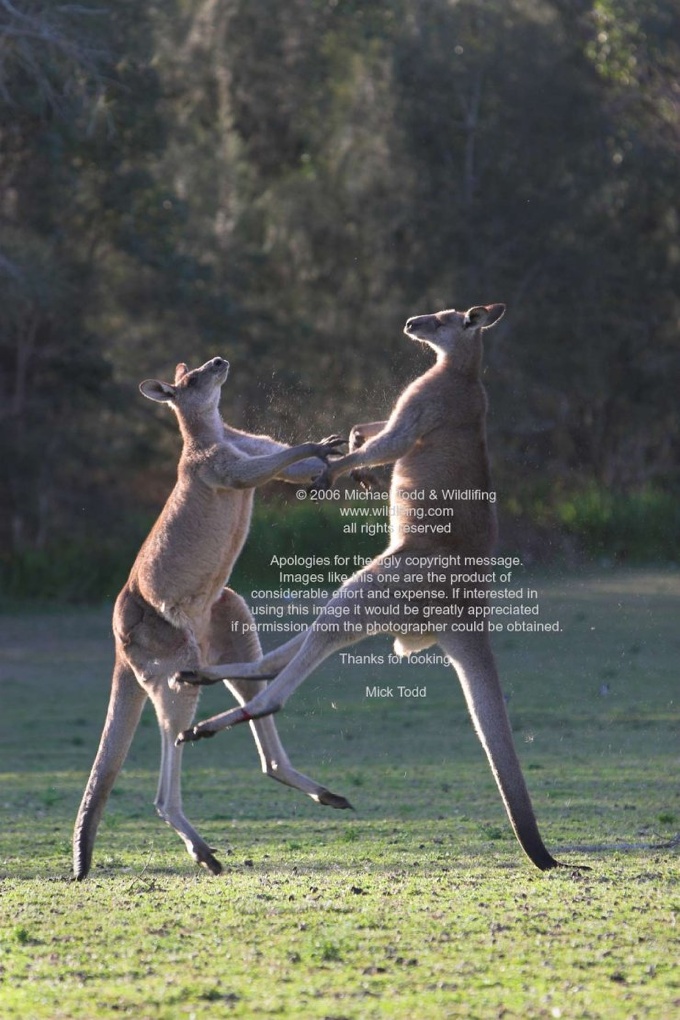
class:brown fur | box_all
[73,357,350,880]
[178,313,585,871]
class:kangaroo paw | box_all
[317,434,347,455]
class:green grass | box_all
[1,568,679,1018]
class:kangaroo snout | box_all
[404,314,434,336]
[209,357,230,383]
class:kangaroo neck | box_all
[176,405,223,450]
[435,342,482,381]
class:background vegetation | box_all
[1,0,679,600]
[2,11,678,1016]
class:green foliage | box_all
[3,486,678,604]
[0,536,142,605]
[0,498,384,603]
[2,0,680,576]
[556,487,680,562]
[231,499,384,589]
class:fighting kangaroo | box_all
[73,356,350,879]
[178,308,581,872]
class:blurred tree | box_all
[1,0,678,586]
[0,2,209,551]
[498,0,680,491]
[0,1,112,550]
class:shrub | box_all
[555,487,680,562]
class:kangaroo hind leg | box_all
[437,629,564,871]
[73,660,146,880]
[208,588,353,810]
[114,591,224,872]
[180,564,387,740]
[147,678,223,874]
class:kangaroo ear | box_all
[464,304,506,330]
[139,379,176,403]
[174,363,189,383]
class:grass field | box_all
[1,568,678,1018]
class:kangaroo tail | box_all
[73,662,146,880]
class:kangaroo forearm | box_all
[225,430,325,483]
[225,430,288,459]
[330,429,415,479]
[276,456,327,484]
[226,443,319,489]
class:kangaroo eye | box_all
[185,376,197,387]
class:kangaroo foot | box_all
[176,724,218,745]
[316,789,354,811]
[172,670,221,688]
[173,669,277,687]
[176,700,277,745]
[192,845,222,875]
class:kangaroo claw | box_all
[316,435,347,460]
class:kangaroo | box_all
[73,356,350,879]
[176,308,586,872]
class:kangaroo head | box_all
[404,304,505,361]
[139,357,230,415]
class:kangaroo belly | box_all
[132,488,255,623]
[390,430,496,553]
